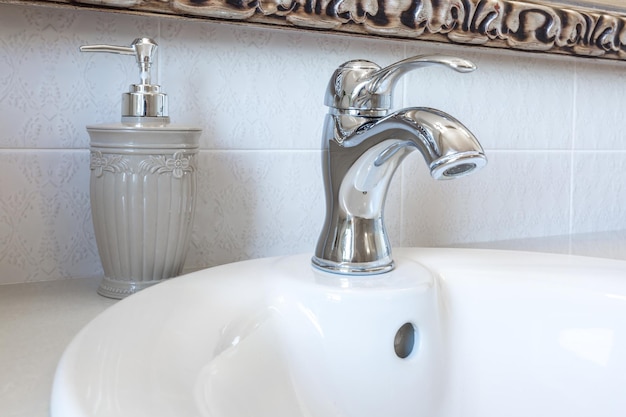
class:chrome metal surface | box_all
[80,38,168,118]
[325,55,476,116]
[312,55,487,275]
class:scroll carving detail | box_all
[14,0,626,60]
[184,0,626,59]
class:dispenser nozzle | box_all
[80,38,157,85]
[80,38,168,119]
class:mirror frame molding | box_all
[5,0,626,61]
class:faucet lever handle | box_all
[368,55,475,96]
[325,55,476,116]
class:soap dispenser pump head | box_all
[80,38,168,119]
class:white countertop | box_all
[0,277,116,417]
[455,229,626,260]
[2,230,626,417]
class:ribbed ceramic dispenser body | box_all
[87,121,201,299]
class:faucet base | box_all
[311,256,395,275]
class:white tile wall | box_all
[1,3,626,284]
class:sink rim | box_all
[50,247,626,417]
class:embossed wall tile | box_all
[2,2,626,284]
[0,150,101,284]
[400,151,572,246]
[0,36,15,110]
[161,21,318,149]
[186,150,326,269]
[159,20,405,150]
[157,19,219,138]
[404,43,576,151]
[575,60,626,150]
[375,163,403,249]
[572,152,626,233]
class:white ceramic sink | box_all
[51,248,626,417]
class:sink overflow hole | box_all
[394,322,418,359]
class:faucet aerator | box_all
[430,151,487,180]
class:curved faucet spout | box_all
[312,55,486,275]
[312,107,486,275]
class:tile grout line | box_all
[3,147,624,154]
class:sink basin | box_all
[51,248,626,417]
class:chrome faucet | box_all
[311,55,487,275]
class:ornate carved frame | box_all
[5,0,626,61]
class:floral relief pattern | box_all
[90,151,130,177]
[138,151,196,179]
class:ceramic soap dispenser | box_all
[81,38,202,299]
